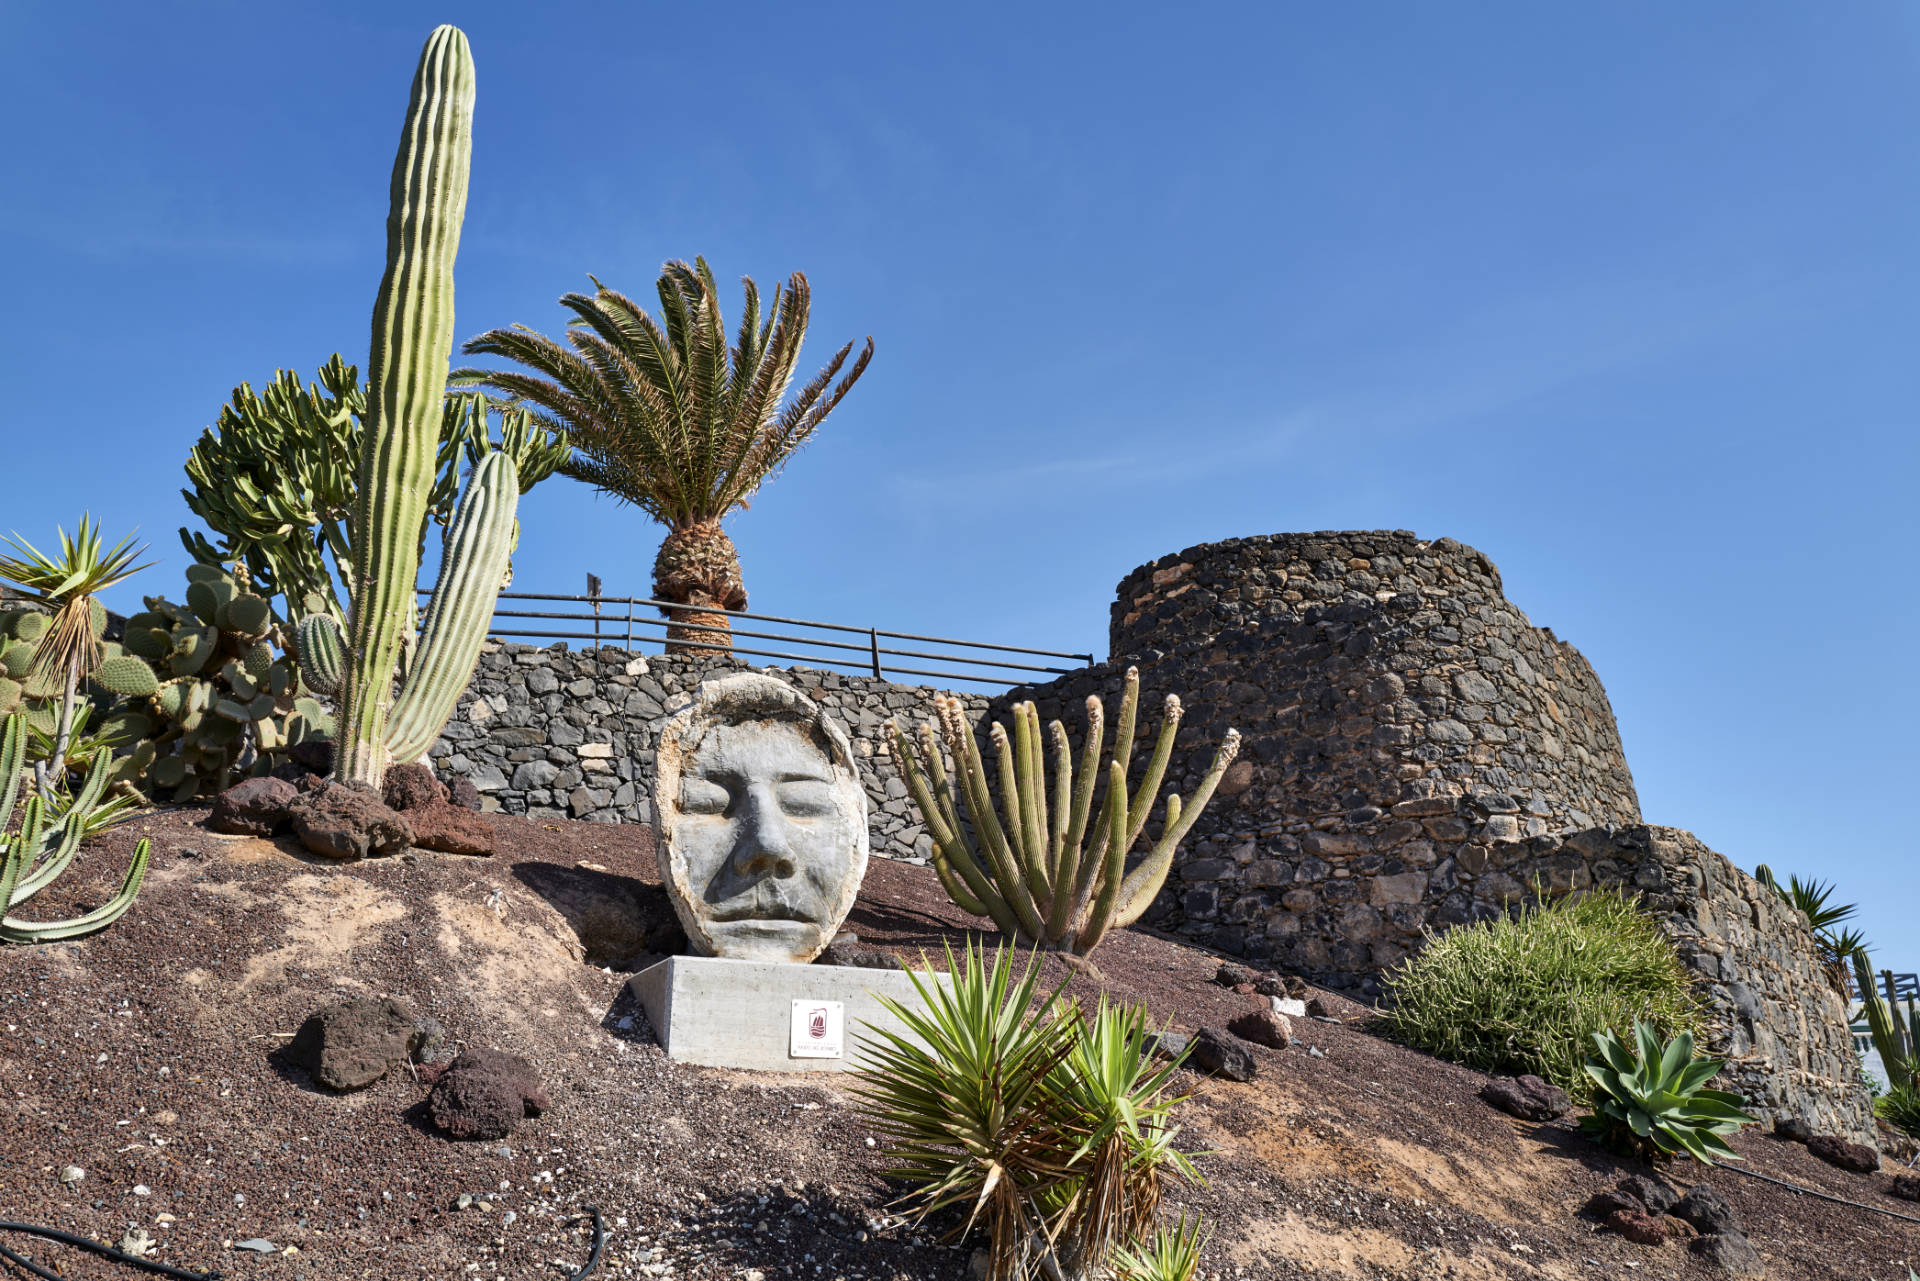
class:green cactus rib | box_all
[296,614,345,696]
[1853,947,1919,1089]
[336,24,475,787]
[386,449,518,763]
[889,667,1241,956]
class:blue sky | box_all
[3,3,1916,965]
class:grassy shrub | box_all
[1378,887,1702,1097]
[1876,1084,1920,1138]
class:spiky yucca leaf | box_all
[1110,1213,1208,1281]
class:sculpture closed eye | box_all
[653,672,870,963]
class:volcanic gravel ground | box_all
[0,805,1914,1280]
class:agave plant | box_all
[1110,1214,1207,1281]
[1581,1021,1757,1165]
[0,517,152,794]
[0,714,151,944]
[851,943,1201,1281]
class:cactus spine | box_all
[889,667,1241,956]
[335,25,478,787]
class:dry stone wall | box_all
[429,644,987,864]
[1502,825,1875,1144]
[1002,530,1642,990]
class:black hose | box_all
[569,1206,606,1280]
[0,1222,220,1279]
[1718,1164,1920,1226]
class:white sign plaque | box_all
[789,999,845,1059]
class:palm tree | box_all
[455,259,872,652]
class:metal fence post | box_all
[869,628,883,679]
[586,573,602,647]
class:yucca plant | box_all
[0,714,151,944]
[889,668,1241,956]
[1581,1021,1757,1165]
[851,943,1201,1281]
[455,258,873,652]
[1754,864,1865,995]
[1044,998,1202,1272]
[1110,1214,1207,1281]
[0,517,152,794]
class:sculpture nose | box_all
[727,784,797,880]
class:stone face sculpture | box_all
[653,672,869,963]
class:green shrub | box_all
[1111,1213,1206,1281]
[1378,887,1702,1097]
[1582,1022,1756,1164]
[1876,1084,1920,1138]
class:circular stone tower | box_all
[999,530,1640,991]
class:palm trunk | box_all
[652,521,747,656]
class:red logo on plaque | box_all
[808,1008,828,1039]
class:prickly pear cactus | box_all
[117,564,332,800]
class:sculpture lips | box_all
[707,882,814,923]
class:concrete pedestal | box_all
[629,955,950,1072]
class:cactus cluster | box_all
[308,24,521,791]
[181,357,566,630]
[889,667,1242,956]
[1,602,153,772]
[118,565,330,800]
[1,714,150,944]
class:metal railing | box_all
[421,585,1094,689]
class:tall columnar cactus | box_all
[332,25,487,788]
[298,449,518,767]
[1853,946,1920,1090]
[0,715,151,944]
[889,667,1241,956]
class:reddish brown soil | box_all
[1,806,1915,1280]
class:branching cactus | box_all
[0,715,151,944]
[311,25,516,789]
[890,667,1241,956]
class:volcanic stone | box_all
[407,802,495,856]
[1617,1174,1678,1215]
[1585,1189,1645,1219]
[1187,1026,1256,1082]
[382,762,448,812]
[1480,1074,1571,1121]
[1689,1230,1764,1277]
[447,776,483,811]
[1606,1207,1670,1245]
[1807,1133,1879,1173]
[1226,1008,1292,1049]
[426,1048,550,1141]
[815,934,903,970]
[288,783,412,860]
[207,777,297,837]
[1671,1185,1741,1236]
[1890,1174,1920,1202]
[288,996,434,1091]
[1773,1115,1815,1144]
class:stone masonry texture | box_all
[990,529,1872,1144]
[429,530,1874,1144]
[431,645,986,864]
